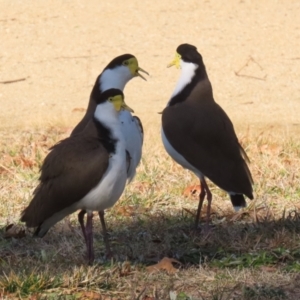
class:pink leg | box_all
[195,178,213,230]
[204,182,212,227]
[86,212,94,265]
[195,180,206,229]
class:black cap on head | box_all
[96,88,124,104]
[176,44,203,65]
[104,54,135,70]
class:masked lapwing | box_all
[161,43,254,228]
[21,88,133,264]
[72,54,148,182]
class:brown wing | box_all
[162,101,253,198]
[70,110,93,136]
[21,124,109,227]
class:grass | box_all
[1,126,300,299]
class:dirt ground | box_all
[0,0,299,135]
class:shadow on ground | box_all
[1,207,300,299]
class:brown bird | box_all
[69,54,147,261]
[161,44,254,228]
[21,89,133,264]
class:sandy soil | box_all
[0,0,299,136]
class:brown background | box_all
[1,0,299,136]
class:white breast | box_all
[168,61,198,105]
[78,144,127,212]
[78,102,128,211]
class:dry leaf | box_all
[143,296,155,300]
[259,144,283,156]
[114,206,135,217]
[20,156,35,168]
[183,184,201,198]
[4,224,26,239]
[146,257,181,274]
[12,155,36,169]
[80,291,102,299]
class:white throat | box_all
[168,61,198,105]
[99,66,133,92]
[94,102,120,136]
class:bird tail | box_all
[230,194,247,211]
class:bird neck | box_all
[99,67,133,92]
[93,102,124,154]
[94,102,122,139]
[171,62,198,98]
[94,101,117,123]
[168,60,209,106]
[87,67,133,114]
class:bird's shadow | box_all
[1,206,300,273]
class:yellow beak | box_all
[121,102,134,113]
[111,95,134,113]
[167,53,181,69]
[136,67,149,81]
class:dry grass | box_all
[1,126,300,299]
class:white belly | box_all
[161,128,204,180]
[78,146,127,212]
[119,110,143,182]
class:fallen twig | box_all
[0,77,28,84]
[234,73,267,81]
[235,56,267,81]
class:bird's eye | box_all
[108,98,113,102]
[123,61,129,66]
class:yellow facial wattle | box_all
[110,95,134,113]
[124,57,149,80]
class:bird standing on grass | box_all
[161,44,254,229]
[21,89,133,264]
[70,54,148,259]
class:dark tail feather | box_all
[230,194,247,211]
